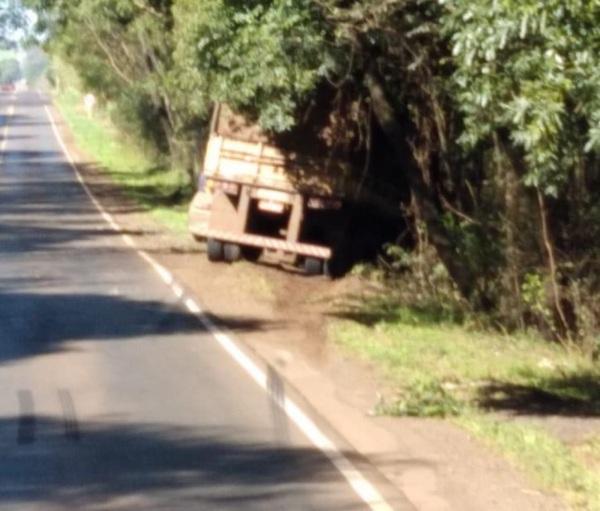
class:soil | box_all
[53,104,573,511]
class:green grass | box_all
[459,416,600,511]
[54,88,191,233]
[330,293,600,509]
[574,435,600,477]
[331,314,598,410]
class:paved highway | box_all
[0,91,378,510]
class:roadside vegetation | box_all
[3,0,598,507]
[330,267,600,509]
[18,0,600,351]
[460,417,599,511]
[55,83,190,232]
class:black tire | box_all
[207,238,224,262]
[241,245,262,262]
[304,256,324,276]
[223,243,242,263]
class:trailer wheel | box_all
[207,238,224,262]
[223,243,242,263]
[241,246,262,262]
[304,257,324,276]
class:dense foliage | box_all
[173,0,327,131]
[22,0,600,349]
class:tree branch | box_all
[84,18,134,87]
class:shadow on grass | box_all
[477,371,600,417]
[327,293,464,327]
[100,167,193,209]
[329,293,600,419]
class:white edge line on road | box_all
[42,99,395,511]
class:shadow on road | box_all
[0,135,281,367]
[0,291,281,366]
[0,92,51,109]
[0,114,53,128]
[0,222,148,254]
[0,417,353,509]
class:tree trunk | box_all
[364,67,474,300]
[494,132,524,328]
[136,25,195,186]
[536,189,572,342]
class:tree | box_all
[0,0,26,40]
[172,0,327,132]
[445,0,600,193]
[25,0,205,179]
[443,0,600,335]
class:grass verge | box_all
[330,292,600,510]
[459,415,600,510]
[54,88,191,233]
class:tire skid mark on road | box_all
[267,366,291,443]
[43,97,396,511]
[58,389,81,442]
[17,390,36,445]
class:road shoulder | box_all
[48,96,567,511]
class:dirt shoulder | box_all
[51,102,568,511]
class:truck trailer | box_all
[188,104,352,275]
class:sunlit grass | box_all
[331,316,596,400]
[459,415,600,510]
[330,293,600,509]
[54,88,190,233]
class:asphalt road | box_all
[0,91,373,510]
